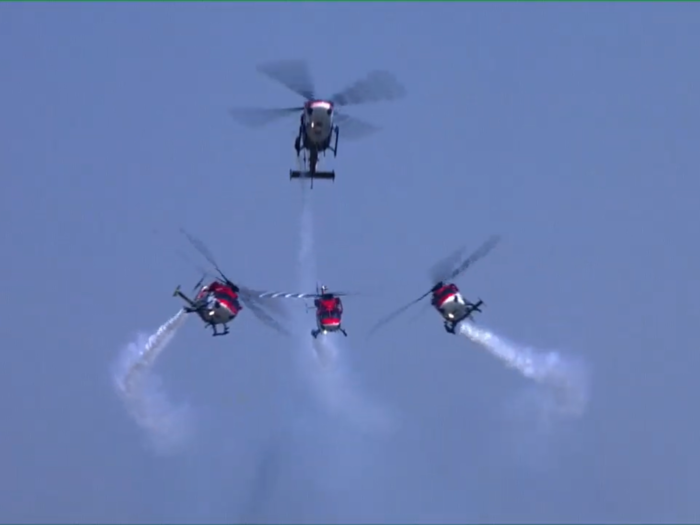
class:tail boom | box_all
[173,285,197,311]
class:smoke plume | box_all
[458,320,590,419]
[113,309,194,454]
[294,187,395,434]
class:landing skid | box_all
[290,168,335,188]
[311,328,348,339]
[209,324,230,337]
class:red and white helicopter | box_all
[257,283,353,339]
[173,229,293,337]
[229,59,405,188]
[367,235,502,337]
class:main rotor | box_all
[366,235,502,337]
[229,59,406,137]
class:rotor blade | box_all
[330,70,406,107]
[257,59,316,101]
[255,298,291,320]
[239,287,293,319]
[334,114,381,140]
[241,296,292,336]
[175,249,218,283]
[228,106,302,128]
[446,234,502,283]
[366,289,432,339]
[252,290,357,300]
[407,299,433,325]
[179,228,231,283]
[429,244,469,285]
[254,291,318,300]
[192,275,206,293]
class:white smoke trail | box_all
[298,187,316,292]
[113,309,195,454]
[294,187,396,434]
[294,187,339,387]
[310,334,397,435]
[458,321,590,419]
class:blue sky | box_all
[1,3,699,523]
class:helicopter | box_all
[173,279,238,337]
[367,235,502,337]
[229,59,405,188]
[174,228,293,337]
[256,283,354,338]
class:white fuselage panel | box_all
[302,102,333,146]
[437,292,468,320]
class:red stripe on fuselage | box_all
[436,292,457,308]
[432,284,460,308]
[196,284,241,314]
[216,296,241,314]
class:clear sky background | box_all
[1,2,699,524]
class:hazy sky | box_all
[1,3,699,524]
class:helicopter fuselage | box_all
[430,282,484,334]
[191,286,240,326]
[432,284,469,322]
[311,294,347,338]
[300,100,335,148]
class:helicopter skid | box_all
[290,170,335,181]
[311,327,347,339]
[443,321,457,334]
[210,324,230,337]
